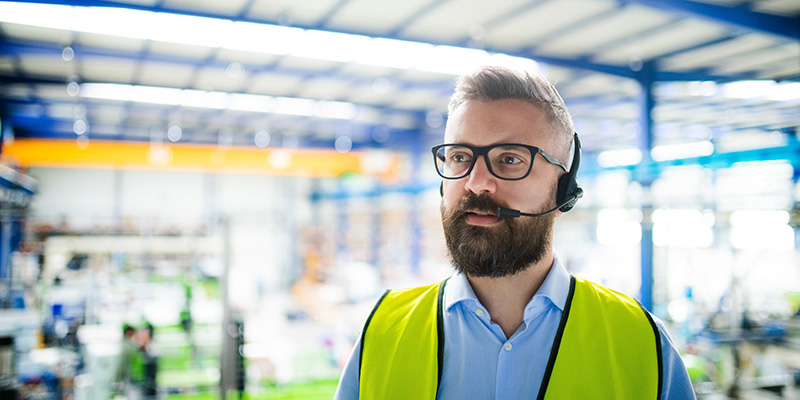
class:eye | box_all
[498,154,523,165]
[450,152,472,163]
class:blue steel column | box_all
[638,61,657,311]
[790,130,800,251]
[0,217,10,307]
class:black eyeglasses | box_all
[431,143,567,181]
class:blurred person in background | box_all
[113,324,137,397]
[137,323,158,399]
[334,65,695,399]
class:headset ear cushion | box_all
[556,174,570,206]
[556,170,583,212]
[557,132,584,212]
[559,186,583,212]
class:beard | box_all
[441,190,556,278]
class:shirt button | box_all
[504,343,512,351]
[475,309,484,317]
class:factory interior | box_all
[0,0,798,398]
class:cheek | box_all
[442,181,464,206]
[510,177,557,206]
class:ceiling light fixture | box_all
[80,83,359,119]
[0,2,537,76]
[651,140,714,162]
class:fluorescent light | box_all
[721,80,777,99]
[272,97,316,117]
[485,54,540,73]
[229,94,272,113]
[0,2,75,30]
[225,22,302,55]
[686,81,717,97]
[149,12,231,47]
[76,7,153,41]
[356,38,434,70]
[317,101,358,119]
[597,148,642,167]
[651,140,714,162]
[130,85,181,105]
[0,2,539,75]
[768,82,800,101]
[81,83,358,118]
[417,45,490,75]
[291,30,370,63]
[80,83,133,102]
[178,89,213,108]
[203,91,232,109]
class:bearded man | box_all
[334,65,695,400]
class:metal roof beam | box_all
[315,0,355,28]
[627,0,800,39]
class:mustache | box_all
[456,193,505,216]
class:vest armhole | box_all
[436,277,450,397]
[536,274,576,400]
[636,300,664,400]
[358,289,391,385]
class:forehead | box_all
[444,99,553,148]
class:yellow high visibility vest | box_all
[359,275,662,400]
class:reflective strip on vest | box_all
[359,281,444,400]
[358,276,661,400]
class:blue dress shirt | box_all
[334,256,696,399]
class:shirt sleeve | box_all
[333,335,361,400]
[655,317,697,400]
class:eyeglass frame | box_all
[431,142,568,181]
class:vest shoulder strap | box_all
[540,276,663,400]
[359,279,448,400]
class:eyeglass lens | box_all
[435,145,534,179]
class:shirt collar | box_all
[444,253,571,315]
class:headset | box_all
[440,132,584,218]
[555,132,584,213]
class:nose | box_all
[463,155,497,195]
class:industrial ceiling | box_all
[0,0,798,170]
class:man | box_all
[334,65,695,399]
[137,323,159,399]
[113,324,137,396]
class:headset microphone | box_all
[496,194,580,219]
[496,206,554,218]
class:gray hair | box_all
[448,65,575,161]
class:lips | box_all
[452,193,505,226]
[466,209,496,217]
[464,209,501,225]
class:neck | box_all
[467,252,554,339]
